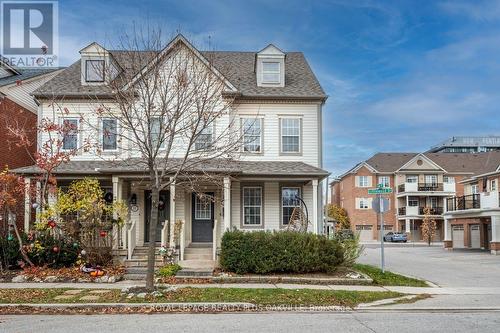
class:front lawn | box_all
[0,288,401,308]
[353,264,429,287]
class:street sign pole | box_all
[379,192,385,273]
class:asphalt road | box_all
[2,312,500,333]
[357,244,500,287]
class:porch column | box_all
[312,179,319,234]
[169,179,176,247]
[112,176,122,249]
[443,217,452,249]
[223,176,231,232]
[491,214,500,255]
[405,218,410,235]
[24,177,31,232]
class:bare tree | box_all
[81,29,242,289]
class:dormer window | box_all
[262,61,280,84]
[85,59,105,82]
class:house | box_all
[330,152,500,242]
[444,157,500,254]
[13,35,328,274]
[428,136,500,153]
[0,61,62,169]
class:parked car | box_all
[383,232,407,242]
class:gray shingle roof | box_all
[12,158,329,178]
[359,151,500,176]
[0,67,61,87]
[33,48,326,100]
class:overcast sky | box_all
[57,0,500,176]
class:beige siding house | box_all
[15,35,328,275]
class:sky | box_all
[56,0,500,176]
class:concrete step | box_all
[187,242,212,248]
[123,273,146,280]
[176,269,213,277]
[178,259,216,270]
[125,259,164,268]
[184,247,212,254]
[184,253,213,260]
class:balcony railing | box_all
[398,206,444,216]
[398,182,446,193]
[419,207,444,215]
[446,194,480,212]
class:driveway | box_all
[357,244,500,287]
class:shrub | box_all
[0,235,23,269]
[333,231,364,267]
[156,264,182,277]
[219,230,344,274]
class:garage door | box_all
[452,225,465,248]
[356,225,373,241]
[470,224,480,249]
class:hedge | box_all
[219,230,345,274]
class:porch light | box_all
[129,193,137,205]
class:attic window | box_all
[262,61,280,84]
[85,60,105,82]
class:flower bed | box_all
[8,266,125,283]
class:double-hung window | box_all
[280,118,300,153]
[150,117,165,149]
[443,176,455,184]
[262,61,280,84]
[85,59,105,82]
[242,186,262,226]
[281,187,301,225]
[408,197,419,207]
[490,179,497,192]
[62,118,79,150]
[358,198,369,209]
[406,175,418,183]
[378,176,390,188]
[425,174,438,185]
[101,118,117,151]
[242,118,262,153]
[195,126,213,151]
[357,176,370,187]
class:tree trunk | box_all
[9,209,34,267]
[145,186,160,290]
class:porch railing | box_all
[212,219,218,261]
[127,221,137,259]
[419,207,444,215]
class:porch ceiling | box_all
[12,158,329,179]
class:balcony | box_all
[398,182,455,193]
[398,206,444,216]
[446,192,500,212]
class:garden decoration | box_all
[286,206,309,232]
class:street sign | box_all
[368,188,393,194]
[372,197,390,214]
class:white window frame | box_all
[357,176,369,187]
[150,117,165,149]
[408,197,419,207]
[471,183,479,194]
[280,118,301,154]
[281,186,301,226]
[241,117,262,153]
[378,176,390,187]
[195,124,214,151]
[194,195,212,220]
[242,186,263,226]
[443,176,455,184]
[406,175,418,183]
[490,179,497,192]
[425,174,438,184]
[101,118,118,152]
[358,198,369,209]
[262,61,280,84]
[61,118,79,151]
[85,59,105,82]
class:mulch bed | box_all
[5,265,125,283]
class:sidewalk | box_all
[2,281,500,296]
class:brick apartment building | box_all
[330,152,500,242]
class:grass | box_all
[353,264,429,287]
[0,288,401,308]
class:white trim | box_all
[397,153,446,172]
[242,186,263,226]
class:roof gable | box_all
[397,153,445,172]
[123,34,238,93]
[258,44,285,56]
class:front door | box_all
[191,192,214,243]
[144,190,170,243]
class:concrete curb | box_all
[356,295,418,308]
[212,275,373,285]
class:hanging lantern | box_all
[99,230,107,238]
[53,246,59,253]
